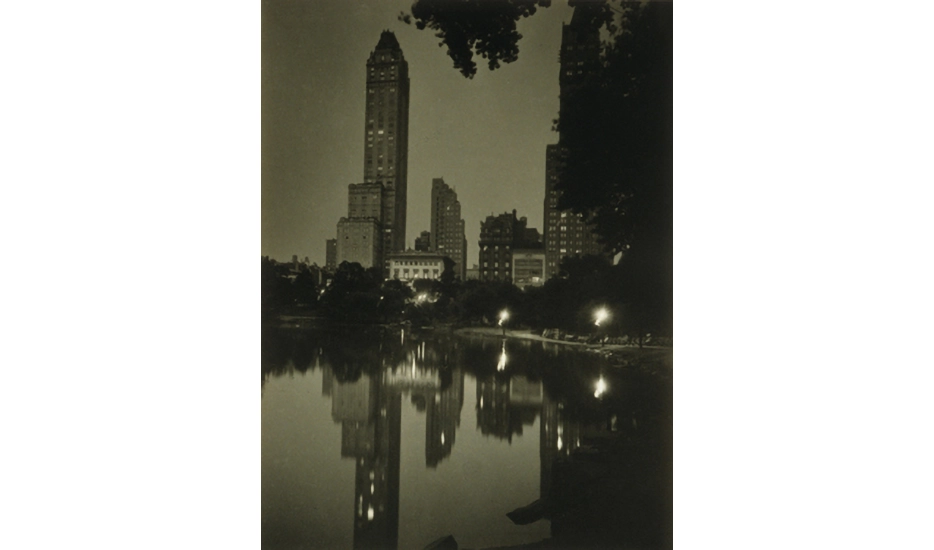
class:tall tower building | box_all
[364,31,410,258]
[543,4,605,279]
[430,178,467,280]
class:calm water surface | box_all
[262,327,665,549]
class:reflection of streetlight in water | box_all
[594,376,607,398]
[497,341,508,371]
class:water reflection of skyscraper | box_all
[331,371,401,549]
[476,375,543,443]
[425,368,464,467]
[539,388,581,499]
[324,335,594,548]
[328,361,467,548]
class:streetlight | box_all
[498,309,509,336]
[594,307,610,346]
[594,307,609,327]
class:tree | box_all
[401,0,553,78]
[557,2,672,261]
[320,261,383,321]
[262,256,294,317]
[380,279,414,322]
[292,265,319,308]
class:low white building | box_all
[387,250,446,282]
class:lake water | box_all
[262,326,670,549]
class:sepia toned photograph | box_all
[262,1,672,548]
[8,1,934,549]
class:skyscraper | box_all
[543,5,605,279]
[364,31,410,258]
[430,178,467,280]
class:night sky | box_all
[262,0,575,266]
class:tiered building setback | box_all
[430,178,467,281]
[335,31,411,272]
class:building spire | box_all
[375,30,401,52]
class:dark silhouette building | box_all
[543,6,605,279]
[414,230,431,252]
[478,210,542,282]
[325,238,337,270]
[544,146,603,278]
[430,178,467,280]
[364,31,410,258]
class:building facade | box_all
[337,217,382,269]
[512,248,546,287]
[543,145,603,278]
[348,182,386,220]
[414,230,431,252]
[364,31,410,257]
[325,238,337,271]
[336,183,384,269]
[387,250,446,283]
[430,178,467,281]
[478,210,542,282]
[543,5,605,280]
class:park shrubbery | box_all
[262,255,670,343]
